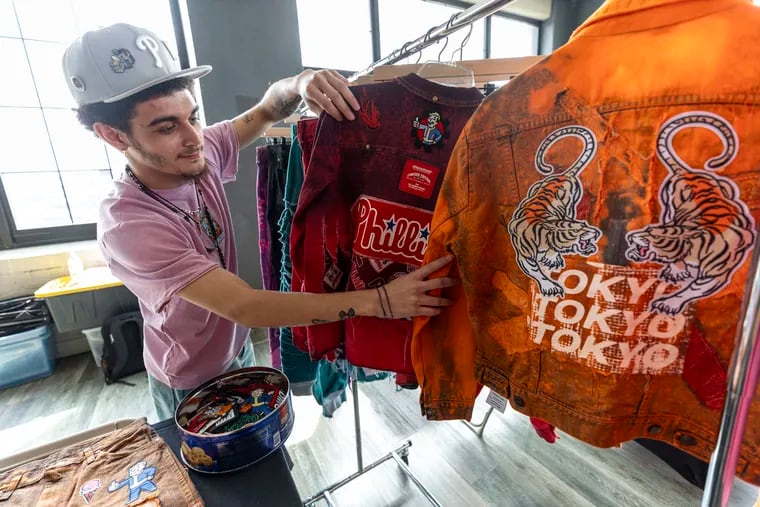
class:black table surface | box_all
[152,418,302,507]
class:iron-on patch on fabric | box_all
[79,479,101,504]
[399,159,440,199]
[351,194,432,265]
[412,112,447,149]
[107,461,158,504]
[109,49,135,73]
[359,97,381,129]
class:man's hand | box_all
[378,255,458,319]
[296,69,360,122]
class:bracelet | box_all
[375,287,387,318]
[381,285,394,319]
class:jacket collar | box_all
[396,73,484,107]
[572,0,750,38]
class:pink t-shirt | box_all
[99,121,248,389]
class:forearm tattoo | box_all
[242,111,256,123]
[338,308,356,320]
[273,95,301,118]
[312,307,354,325]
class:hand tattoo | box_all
[338,308,356,320]
[273,95,301,117]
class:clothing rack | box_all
[302,375,442,506]
[295,0,760,503]
[702,242,760,506]
[300,5,517,501]
[350,0,518,81]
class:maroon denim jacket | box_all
[290,74,482,375]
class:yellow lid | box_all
[34,267,124,298]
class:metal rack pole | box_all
[302,378,442,506]
[352,377,363,471]
[351,0,517,80]
[701,244,760,506]
[462,406,495,438]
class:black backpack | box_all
[100,311,145,385]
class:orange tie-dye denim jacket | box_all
[412,0,760,484]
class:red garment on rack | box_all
[290,117,320,355]
[412,0,760,485]
[290,74,482,381]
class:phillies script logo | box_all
[352,195,432,265]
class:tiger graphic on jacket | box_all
[625,112,755,315]
[506,126,602,297]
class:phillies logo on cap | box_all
[352,195,432,265]
[79,479,101,504]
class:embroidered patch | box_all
[625,111,755,315]
[109,49,135,73]
[79,479,101,504]
[412,112,447,149]
[352,195,433,265]
[399,159,440,199]
[358,97,381,129]
[107,461,157,504]
[506,125,601,298]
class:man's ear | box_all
[93,122,129,152]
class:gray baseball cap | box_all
[62,23,211,106]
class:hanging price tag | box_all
[485,389,508,413]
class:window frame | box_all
[301,0,542,71]
[0,0,189,250]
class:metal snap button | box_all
[677,434,697,446]
[513,396,525,407]
[647,425,662,435]
[432,96,439,102]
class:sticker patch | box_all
[625,111,755,315]
[524,260,692,375]
[352,195,432,265]
[507,125,601,297]
[109,49,135,73]
[399,159,440,199]
[79,479,101,504]
[107,461,157,504]
[412,112,447,149]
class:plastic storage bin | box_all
[82,327,104,366]
[35,267,138,333]
[0,325,55,390]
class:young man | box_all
[63,23,455,420]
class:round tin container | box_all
[175,366,294,474]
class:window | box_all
[489,15,539,58]
[378,0,486,64]
[295,1,540,73]
[0,0,178,247]
[296,0,373,72]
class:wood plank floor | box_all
[1,338,757,506]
